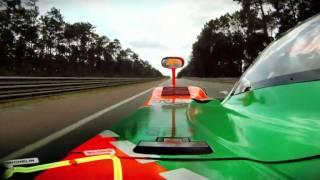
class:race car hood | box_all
[6,82,319,179]
[112,81,320,161]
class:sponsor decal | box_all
[3,157,39,168]
[83,148,115,156]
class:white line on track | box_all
[111,141,159,164]
[219,90,229,95]
[160,168,208,180]
[0,80,169,162]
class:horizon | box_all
[37,0,241,75]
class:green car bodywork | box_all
[110,81,320,179]
[109,15,320,179]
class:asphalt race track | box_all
[0,78,236,165]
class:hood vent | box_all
[161,87,190,96]
[133,137,213,155]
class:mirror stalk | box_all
[172,68,176,87]
[161,57,184,87]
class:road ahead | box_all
[0,78,236,163]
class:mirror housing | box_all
[161,57,184,69]
[162,56,184,87]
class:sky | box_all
[37,0,241,75]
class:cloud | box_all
[37,0,241,75]
[130,40,168,50]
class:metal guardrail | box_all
[0,76,162,102]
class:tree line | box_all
[0,0,162,77]
[178,0,319,77]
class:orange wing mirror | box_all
[161,57,184,69]
[161,57,184,87]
